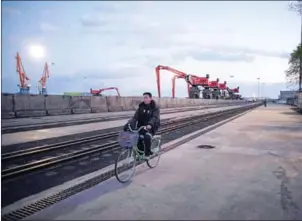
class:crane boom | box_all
[155,65,209,98]
[16,52,31,94]
[171,75,190,98]
[38,62,52,95]
[90,87,121,96]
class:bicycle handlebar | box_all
[127,124,146,133]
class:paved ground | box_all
[2,105,244,146]
[26,104,302,220]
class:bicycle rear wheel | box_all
[115,148,137,183]
[146,137,161,168]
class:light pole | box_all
[257,77,260,100]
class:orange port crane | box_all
[90,87,121,96]
[155,65,209,98]
[38,62,53,95]
[16,52,31,94]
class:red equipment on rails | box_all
[16,52,31,94]
[218,81,227,90]
[155,65,209,98]
[208,79,219,88]
[227,86,239,94]
[90,87,121,96]
[218,81,227,99]
[206,78,220,99]
[38,62,53,95]
[227,86,242,99]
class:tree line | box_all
[286,1,302,91]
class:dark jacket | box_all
[126,100,160,134]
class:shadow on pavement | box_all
[280,110,301,116]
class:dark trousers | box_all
[137,129,153,155]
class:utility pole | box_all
[257,77,260,99]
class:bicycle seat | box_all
[153,135,161,139]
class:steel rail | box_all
[2,106,252,180]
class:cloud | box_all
[2,7,21,16]
[2,1,299,98]
[40,23,59,32]
[80,15,107,27]
[176,50,255,63]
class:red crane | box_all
[171,75,190,98]
[227,86,240,93]
[155,65,209,98]
[38,62,52,95]
[227,86,241,99]
[16,52,31,94]
[218,81,227,90]
[90,87,121,96]
[208,78,220,88]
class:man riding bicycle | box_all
[123,92,160,160]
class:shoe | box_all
[144,151,153,160]
[144,156,150,160]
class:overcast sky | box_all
[2,1,300,98]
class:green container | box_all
[63,92,83,96]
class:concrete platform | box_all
[23,104,302,220]
[2,105,243,146]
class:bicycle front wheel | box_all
[115,148,137,183]
[146,138,161,168]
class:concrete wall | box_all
[1,94,246,119]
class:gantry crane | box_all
[38,62,53,95]
[155,65,209,98]
[90,87,121,96]
[16,52,31,94]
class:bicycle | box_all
[114,124,162,183]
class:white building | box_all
[278,90,297,101]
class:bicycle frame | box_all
[115,126,162,183]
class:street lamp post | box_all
[257,77,260,100]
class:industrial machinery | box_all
[218,81,228,99]
[90,87,121,96]
[16,52,31,94]
[227,87,242,100]
[155,65,209,98]
[203,78,220,99]
[38,62,52,95]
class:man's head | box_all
[143,92,152,104]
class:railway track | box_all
[1,103,242,133]
[1,103,261,210]
[2,107,242,180]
